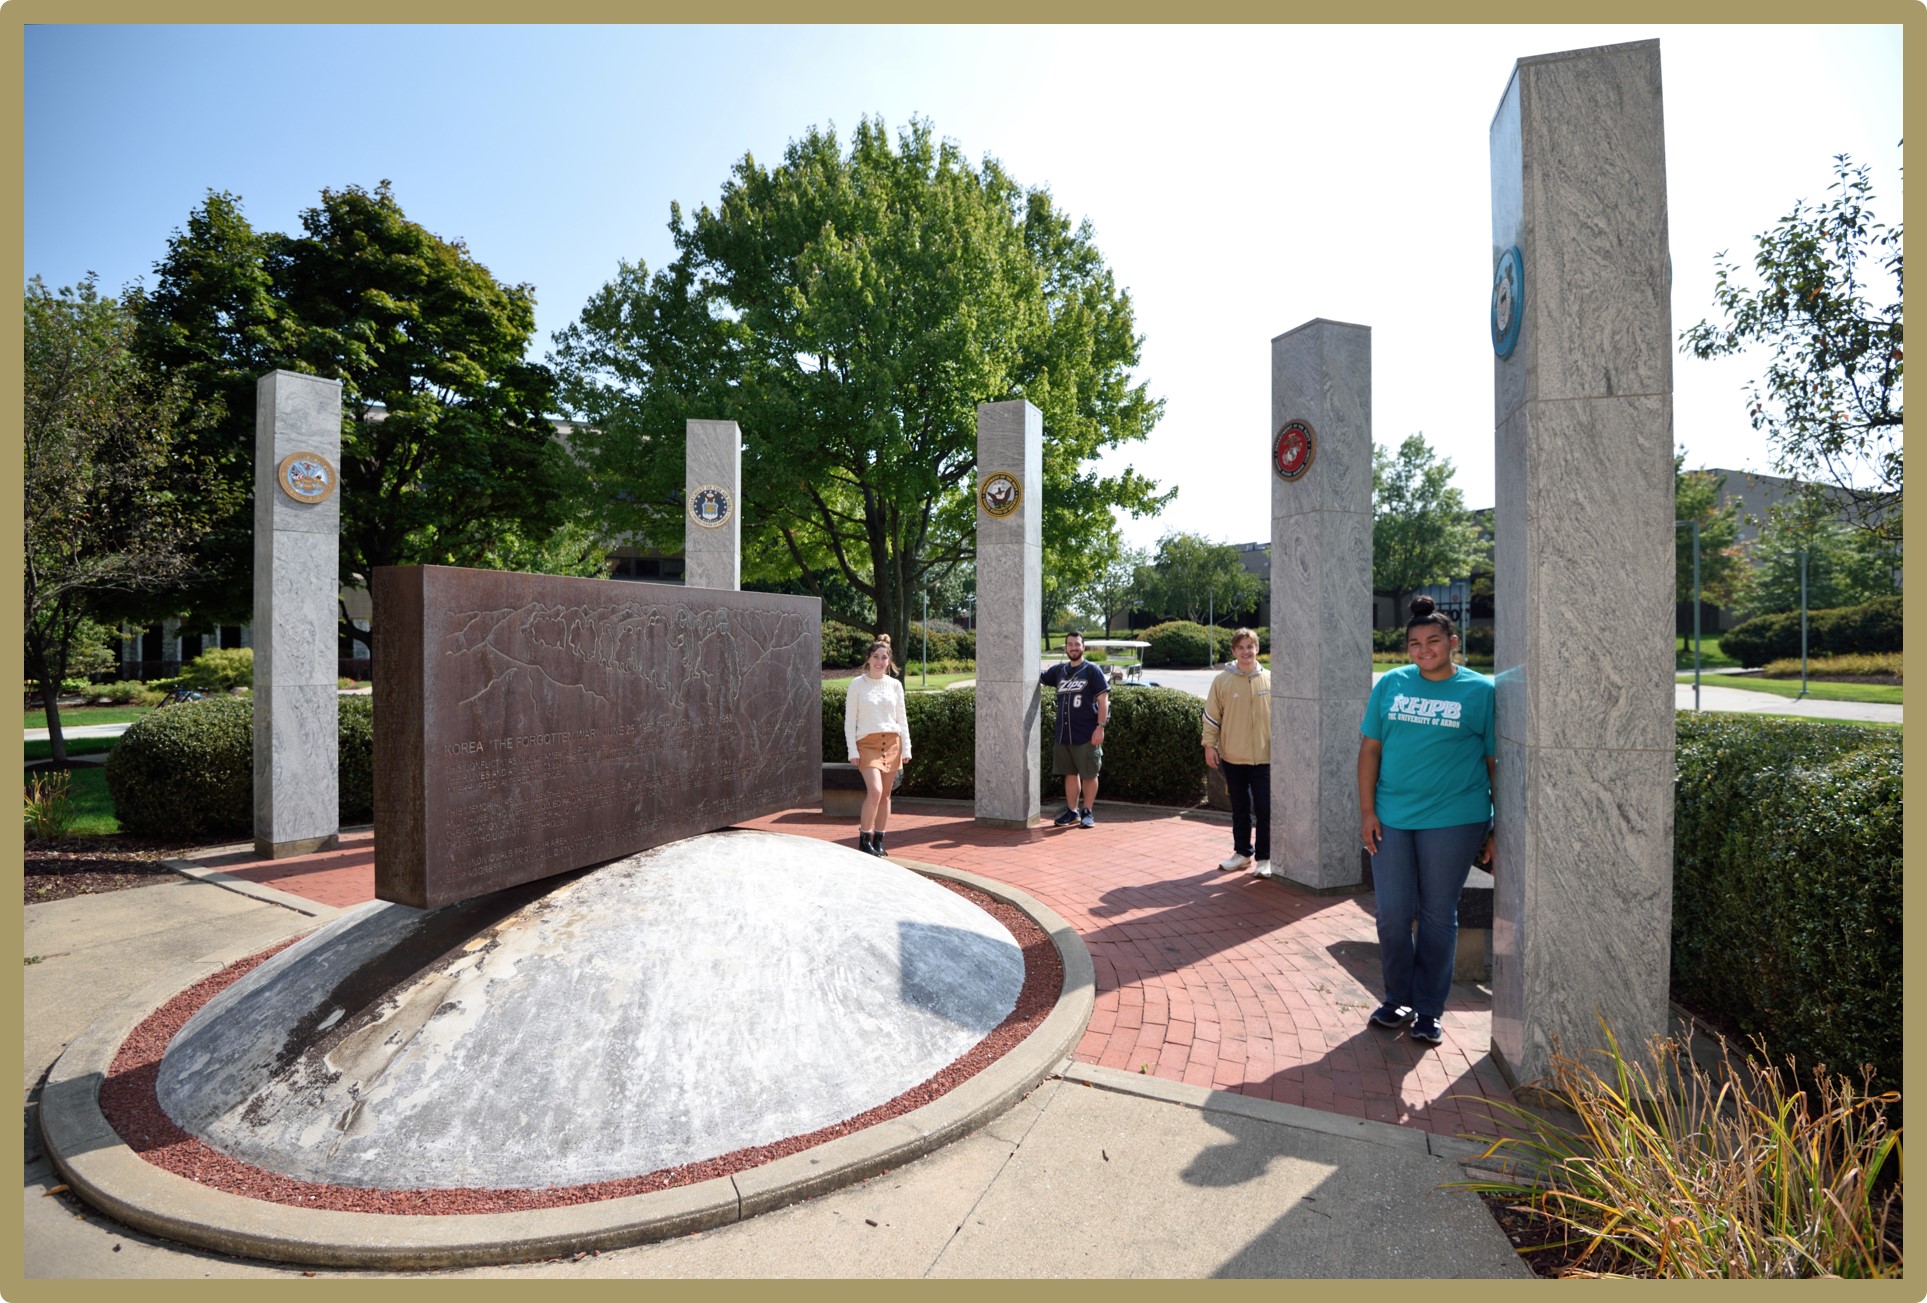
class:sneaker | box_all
[1053,807,1081,827]
[1368,1002,1416,1029]
[1250,860,1272,878]
[1410,1013,1444,1045]
[1078,807,1095,828]
[1217,853,1252,872]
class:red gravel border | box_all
[98,876,1062,1216]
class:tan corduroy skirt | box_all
[854,731,903,775]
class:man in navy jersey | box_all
[1040,631,1110,827]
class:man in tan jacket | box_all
[1201,627,1272,878]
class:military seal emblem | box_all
[275,451,338,504]
[1491,245,1524,359]
[1272,420,1316,482]
[687,484,733,528]
[978,470,1022,518]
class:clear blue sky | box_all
[24,23,1904,552]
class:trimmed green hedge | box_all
[180,646,255,690]
[1142,620,1217,667]
[105,694,375,838]
[1672,714,1901,1095]
[822,682,1207,805]
[821,621,976,668]
[1719,595,1901,667]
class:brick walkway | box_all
[198,803,1519,1142]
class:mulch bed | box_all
[96,877,1063,1216]
[1479,1193,1634,1278]
[25,837,202,904]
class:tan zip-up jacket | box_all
[1201,664,1272,765]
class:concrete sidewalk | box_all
[23,868,1529,1279]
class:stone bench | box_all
[822,762,867,818]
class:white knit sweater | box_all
[843,672,912,760]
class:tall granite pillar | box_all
[973,399,1043,828]
[1269,320,1374,890]
[1489,40,1675,1085]
[253,370,344,859]
[684,418,742,590]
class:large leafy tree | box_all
[1674,453,1745,611]
[552,116,1169,652]
[1683,151,1903,540]
[1736,487,1900,619]
[25,277,202,763]
[1371,433,1486,614]
[1136,532,1262,627]
[128,183,585,635]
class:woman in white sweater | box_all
[843,636,912,857]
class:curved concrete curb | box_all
[40,856,1094,1269]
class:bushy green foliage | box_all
[106,694,375,838]
[1372,627,1408,654]
[1719,595,1901,667]
[907,622,974,662]
[1141,620,1217,667]
[901,659,975,676]
[1759,651,1901,680]
[821,620,874,669]
[89,680,165,707]
[1672,714,1901,1096]
[180,646,254,690]
[819,681,1207,806]
[1461,625,1494,657]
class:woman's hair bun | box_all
[1408,595,1437,618]
[877,633,892,644]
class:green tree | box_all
[1735,487,1901,619]
[1082,543,1149,637]
[129,183,582,637]
[1371,434,1485,614]
[551,116,1170,654]
[25,277,201,765]
[1673,453,1745,609]
[1138,532,1262,628]
[1683,151,1902,539]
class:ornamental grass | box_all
[1455,1022,1902,1279]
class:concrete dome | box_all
[155,830,1024,1190]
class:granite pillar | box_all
[1269,320,1374,891]
[973,399,1043,828]
[1489,40,1675,1085]
[684,418,742,591]
[253,370,344,859]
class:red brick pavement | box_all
[186,804,1520,1142]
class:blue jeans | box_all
[1371,821,1487,1018]
[1220,761,1270,860]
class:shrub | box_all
[1461,625,1494,657]
[181,646,254,691]
[908,622,974,662]
[24,771,76,839]
[1759,651,1901,681]
[821,620,872,669]
[1672,714,1901,1098]
[106,694,376,838]
[901,659,975,677]
[819,681,1207,806]
[1371,627,1408,654]
[1141,620,1217,667]
[89,680,164,707]
[1719,595,1901,667]
[1458,1025,1901,1278]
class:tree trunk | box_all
[37,679,68,769]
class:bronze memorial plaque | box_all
[373,566,822,909]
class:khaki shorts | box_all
[1052,742,1102,780]
[855,732,903,775]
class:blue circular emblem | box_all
[1491,246,1524,359]
[687,484,733,528]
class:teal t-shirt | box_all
[1360,664,1496,830]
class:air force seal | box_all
[1491,245,1524,359]
[978,470,1022,518]
[275,451,338,504]
[687,484,733,528]
[1272,420,1316,482]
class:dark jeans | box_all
[1220,761,1270,860]
[1370,821,1487,1018]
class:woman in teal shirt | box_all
[1356,596,1496,1046]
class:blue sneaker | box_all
[1079,807,1095,828]
[1368,1002,1415,1029]
[1410,1013,1444,1045]
[1052,807,1080,827]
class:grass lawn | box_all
[902,672,976,693]
[24,704,153,729]
[24,736,119,764]
[1676,675,1903,706]
[1675,635,1741,670]
[24,766,122,836]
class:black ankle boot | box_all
[858,830,875,854]
[871,830,887,857]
